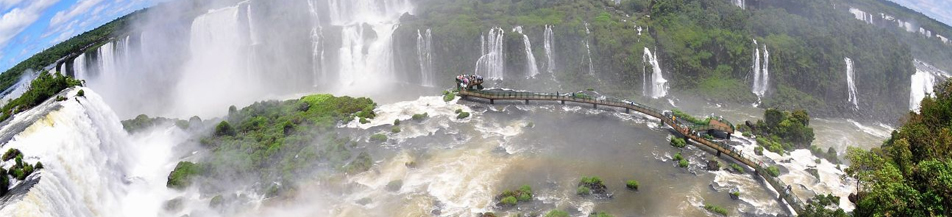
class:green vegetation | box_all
[497,185,533,206]
[189,94,376,196]
[1,72,82,121]
[455,109,470,119]
[765,166,780,177]
[754,146,764,156]
[369,134,388,143]
[210,195,224,208]
[443,91,456,102]
[391,126,401,133]
[730,163,744,173]
[809,145,839,164]
[704,204,728,216]
[846,81,952,216]
[386,180,403,192]
[411,113,428,121]
[578,176,608,196]
[545,210,569,217]
[670,137,686,148]
[672,109,711,126]
[800,194,847,217]
[0,148,42,189]
[748,109,814,153]
[678,159,689,168]
[730,191,740,199]
[121,114,186,133]
[625,180,639,190]
[674,152,684,161]
[166,161,202,189]
[589,212,614,217]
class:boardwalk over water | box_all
[458,88,805,214]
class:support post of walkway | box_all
[716,150,721,157]
[626,108,630,113]
[490,99,494,104]
[593,104,597,109]
[561,100,565,104]
[525,99,529,104]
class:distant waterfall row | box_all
[751,40,769,101]
[845,57,859,110]
[643,47,668,99]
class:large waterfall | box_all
[72,54,87,79]
[328,0,411,85]
[845,57,859,110]
[0,89,181,216]
[476,27,505,80]
[513,26,541,79]
[543,25,556,74]
[752,40,769,101]
[643,47,668,99]
[416,29,435,87]
[307,0,327,87]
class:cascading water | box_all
[543,25,556,74]
[845,57,859,110]
[643,47,668,99]
[72,54,87,80]
[513,26,541,79]
[583,23,595,76]
[0,88,180,216]
[475,27,505,80]
[306,0,326,87]
[909,60,949,111]
[751,40,769,102]
[96,42,117,80]
[416,29,434,87]
[327,0,412,86]
[732,0,745,9]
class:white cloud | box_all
[0,0,24,10]
[49,0,104,27]
[0,0,59,50]
[891,0,952,26]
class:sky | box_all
[0,0,951,74]
[890,0,952,27]
[0,0,154,72]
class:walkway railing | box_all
[458,88,805,214]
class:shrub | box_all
[577,186,591,195]
[626,180,639,190]
[730,191,740,199]
[370,134,387,142]
[501,196,518,206]
[670,137,687,148]
[55,96,67,101]
[731,163,745,173]
[393,119,400,126]
[704,204,728,216]
[76,89,85,97]
[545,210,569,217]
[359,117,369,124]
[344,152,373,173]
[411,113,428,121]
[443,91,456,102]
[517,185,532,201]
[391,126,401,133]
[2,148,21,161]
[214,121,236,137]
[455,109,462,114]
[457,111,470,119]
[591,212,614,217]
[35,161,43,170]
[674,152,684,161]
[167,161,202,189]
[766,166,780,177]
[581,176,603,185]
[210,195,224,208]
[754,146,764,155]
[679,159,689,168]
[742,132,751,137]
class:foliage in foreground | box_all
[799,194,847,217]
[847,81,952,216]
[747,108,815,152]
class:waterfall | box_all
[97,42,117,79]
[416,29,434,87]
[0,88,180,216]
[307,0,326,87]
[543,25,556,74]
[732,0,745,9]
[583,23,595,76]
[909,60,950,111]
[327,0,411,86]
[475,27,505,80]
[513,26,541,79]
[751,40,769,101]
[643,47,668,99]
[72,54,87,79]
[845,57,859,110]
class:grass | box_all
[704,204,729,216]
[626,180,639,190]
[577,186,591,195]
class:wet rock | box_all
[706,160,720,171]
[163,198,183,213]
[386,180,403,192]
[356,197,372,206]
[729,187,741,200]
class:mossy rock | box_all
[386,180,403,192]
[578,176,608,196]
[411,113,428,121]
[210,195,224,208]
[456,111,470,119]
[625,180,639,190]
[167,161,202,189]
[369,134,388,143]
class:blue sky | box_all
[0,0,154,72]
[0,0,950,73]
[889,0,952,27]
